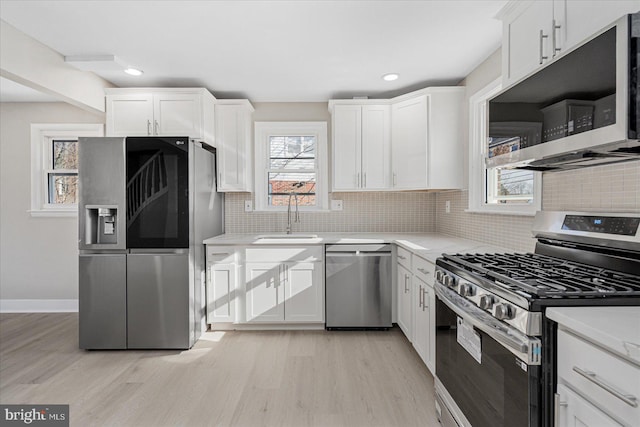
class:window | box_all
[254,122,328,211]
[30,124,103,216]
[468,79,541,215]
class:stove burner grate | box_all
[442,252,640,298]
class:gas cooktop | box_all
[439,252,640,299]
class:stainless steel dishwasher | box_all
[325,244,392,329]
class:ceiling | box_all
[0,0,506,102]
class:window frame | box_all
[30,123,104,217]
[254,121,328,212]
[467,78,542,216]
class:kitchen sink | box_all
[255,234,320,242]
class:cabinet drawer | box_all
[245,246,322,262]
[412,255,434,286]
[397,246,411,269]
[207,246,237,264]
[557,329,640,425]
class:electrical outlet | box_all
[244,200,253,212]
[331,200,343,211]
[445,200,451,213]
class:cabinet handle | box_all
[364,173,367,188]
[539,30,549,64]
[419,285,424,308]
[404,274,409,293]
[393,172,397,186]
[553,393,567,427]
[154,120,159,135]
[572,367,638,407]
[552,20,562,57]
[423,288,428,311]
[417,268,430,276]
[147,120,151,135]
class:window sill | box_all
[28,209,77,218]
[464,208,537,217]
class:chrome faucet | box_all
[286,192,300,234]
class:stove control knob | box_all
[443,275,456,288]
[479,295,496,310]
[494,303,514,320]
[435,271,444,283]
[458,283,475,297]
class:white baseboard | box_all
[0,299,79,313]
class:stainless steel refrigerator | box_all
[78,136,223,350]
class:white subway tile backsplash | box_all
[224,161,639,253]
[224,192,437,233]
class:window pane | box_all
[269,136,316,169]
[48,173,78,204]
[486,168,534,205]
[52,139,78,169]
[268,172,316,206]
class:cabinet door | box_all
[555,0,640,54]
[391,95,428,190]
[332,105,362,190]
[556,384,623,427]
[284,262,323,322]
[216,104,252,192]
[154,93,202,138]
[245,263,284,322]
[361,105,391,190]
[207,262,236,323]
[397,263,413,340]
[503,1,554,86]
[106,94,154,136]
[413,277,430,369]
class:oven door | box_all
[435,283,542,427]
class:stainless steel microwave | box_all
[486,13,639,171]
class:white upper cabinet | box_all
[215,101,254,192]
[391,88,465,190]
[330,87,463,192]
[105,88,216,146]
[330,103,391,191]
[500,0,555,86]
[499,0,640,87]
[391,95,428,190]
[555,0,640,52]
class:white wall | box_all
[0,102,104,311]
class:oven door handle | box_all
[435,283,542,365]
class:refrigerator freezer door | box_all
[78,137,126,251]
[79,254,127,349]
[127,252,190,349]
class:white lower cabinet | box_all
[206,247,237,324]
[556,384,622,427]
[555,328,639,426]
[245,261,323,323]
[412,255,436,374]
[397,263,413,340]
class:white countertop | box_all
[547,306,640,365]
[204,232,510,263]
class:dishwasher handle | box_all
[326,252,392,257]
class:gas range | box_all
[433,211,640,427]
[435,251,640,336]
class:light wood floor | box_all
[0,313,439,426]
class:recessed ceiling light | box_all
[124,68,143,76]
[382,73,399,82]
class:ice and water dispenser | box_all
[85,206,118,245]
